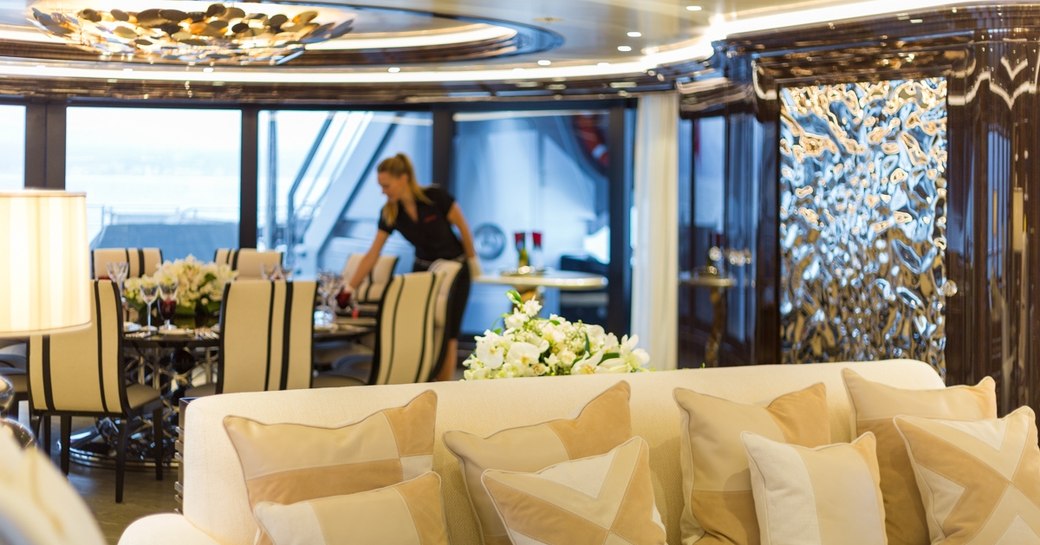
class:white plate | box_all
[158,327,193,336]
[314,323,337,333]
[123,323,142,333]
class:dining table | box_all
[474,268,608,302]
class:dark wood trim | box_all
[432,110,455,191]
[606,105,632,336]
[240,107,259,248]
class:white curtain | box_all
[631,92,679,371]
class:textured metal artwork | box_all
[779,78,949,374]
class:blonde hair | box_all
[379,153,431,226]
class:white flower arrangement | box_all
[124,255,237,314]
[463,290,651,380]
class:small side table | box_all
[475,270,608,303]
[680,270,735,367]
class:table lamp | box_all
[0,191,90,447]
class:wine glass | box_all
[106,261,129,319]
[158,278,179,331]
[315,271,342,327]
[139,282,159,332]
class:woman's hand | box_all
[467,256,483,278]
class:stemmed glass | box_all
[139,281,159,332]
[106,261,129,319]
[315,271,343,327]
[158,278,179,331]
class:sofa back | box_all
[180,359,943,545]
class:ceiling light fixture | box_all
[26,0,354,65]
[537,59,551,66]
[627,31,642,37]
[686,5,703,12]
[617,45,632,52]
[387,66,400,73]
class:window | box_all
[257,110,432,277]
[0,105,25,190]
[65,107,241,261]
[452,110,612,333]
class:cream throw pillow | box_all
[674,382,830,545]
[742,432,886,545]
[895,406,1040,544]
[0,430,106,545]
[481,437,666,545]
[842,369,996,545]
[224,390,437,545]
[444,381,632,545]
[253,472,449,545]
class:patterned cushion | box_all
[253,472,449,545]
[444,381,632,545]
[481,437,666,545]
[224,390,437,545]
[895,406,1040,544]
[742,432,886,545]
[674,383,831,545]
[842,369,996,545]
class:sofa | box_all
[118,358,944,545]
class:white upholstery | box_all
[372,272,441,385]
[92,248,162,279]
[427,259,462,361]
[120,359,943,545]
[217,280,316,393]
[214,249,283,280]
[28,281,136,414]
[0,430,106,545]
[341,253,398,304]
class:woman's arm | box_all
[348,230,390,290]
[447,202,482,277]
[447,203,477,259]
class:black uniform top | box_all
[378,186,464,261]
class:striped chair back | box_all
[92,248,162,279]
[214,248,283,279]
[217,280,316,393]
[341,253,399,304]
[371,272,441,385]
[427,259,463,360]
[27,281,127,415]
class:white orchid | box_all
[463,291,652,380]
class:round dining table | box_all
[475,269,607,302]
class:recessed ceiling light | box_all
[387,66,401,73]
[686,5,703,11]
[597,62,610,67]
[909,18,923,23]
[627,31,642,38]
[537,59,552,66]
[512,67,525,72]
[202,67,214,73]
[617,45,632,52]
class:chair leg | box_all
[115,419,128,503]
[59,416,71,475]
[41,415,52,457]
[152,407,164,481]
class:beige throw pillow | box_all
[842,369,996,545]
[224,390,437,545]
[443,381,632,545]
[895,406,1040,544]
[674,382,830,545]
[481,437,666,545]
[742,432,886,545]
[253,472,449,545]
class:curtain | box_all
[631,92,679,370]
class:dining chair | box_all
[426,259,464,378]
[187,280,316,396]
[0,341,27,421]
[91,248,163,279]
[26,280,164,503]
[314,271,440,387]
[340,253,399,315]
[213,248,284,279]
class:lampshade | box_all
[0,191,90,336]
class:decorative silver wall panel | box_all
[779,78,949,374]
